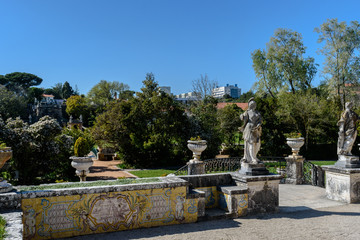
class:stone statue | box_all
[239,98,262,164]
[337,102,359,156]
[336,102,360,168]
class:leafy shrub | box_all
[74,137,90,157]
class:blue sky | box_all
[1,0,360,95]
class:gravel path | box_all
[86,159,137,180]
[66,203,360,240]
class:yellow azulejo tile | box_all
[195,186,219,208]
[22,186,198,240]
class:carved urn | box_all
[0,147,13,193]
[286,137,305,156]
[70,156,93,182]
[187,140,207,163]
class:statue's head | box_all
[345,102,353,110]
[248,97,256,110]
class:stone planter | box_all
[286,137,304,156]
[70,156,93,182]
[187,140,207,163]
[0,147,13,193]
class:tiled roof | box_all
[216,102,248,110]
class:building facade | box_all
[212,84,241,99]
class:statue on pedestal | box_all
[239,98,262,164]
[336,101,360,168]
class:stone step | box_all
[198,208,236,221]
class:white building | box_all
[175,92,199,103]
[212,84,241,99]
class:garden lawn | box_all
[310,161,336,166]
[130,169,176,178]
[0,215,6,240]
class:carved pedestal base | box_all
[323,165,360,203]
[188,161,205,175]
[285,155,304,185]
[239,162,269,176]
[231,173,281,215]
[335,155,360,168]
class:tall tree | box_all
[192,74,218,100]
[0,72,43,94]
[315,19,360,107]
[87,80,130,107]
[62,81,75,99]
[252,29,317,97]
[0,86,27,120]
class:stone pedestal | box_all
[285,155,304,184]
[239,162,269,176]
[188,161,205,175]
[323,165,360,203]
[231,172,282,215]
[335,155,360,168]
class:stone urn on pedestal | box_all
[0,146,13,192]
[285,136,305,184]
[70,137,93,182]
[187,139,207,175]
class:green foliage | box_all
[0,116,77,184]
[252,28,317,97]
[74,137,91,157]
[65,95,88,119]
[0,215,6,239]
[217,104,243,156]
[87,80,130,108]
[188,96,221,159]
[130,169,176,178]
[92,74,189,168]
[284,132,302,138]
[26,87,44,104]
[0,72,42,94]
[0,86,27,121]
[315,19,360,107]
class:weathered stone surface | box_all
[188,161,205,175]
[335,155,360,168]
[239,162,269,176]
[285,155,304,184]
[179,173,234,188]
[323,165,360,203]
[0,192,21,210]
[0,210,22,240]
[231,172,281,215]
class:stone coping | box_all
[322,165,360,174]
[230,172,282,182]
[16,177,188,199]
[217,185,247,195]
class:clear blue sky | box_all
[1,0,360,95]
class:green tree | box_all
[315,19,360,107]
[87,80,130,107]
[65,95,88,119]
[44,83,63,99]
[92,74,189,168]
[188,96,222,159]
[217,104,243,156]
[62,81,76,99]
[26,87,44,104]
[252,29,317,97]
[0,72,43,94]
[0,86,27,120]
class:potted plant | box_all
[70,137,94,181]
[0,142,13,192]
[284,132,304,156]
[187,136,207,162]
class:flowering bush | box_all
[0,116,77,184]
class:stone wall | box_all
[20,177,198,240]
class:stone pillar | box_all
[231,173,282,215]
[188,161,205,175]
[322,165,360,203]
[285,155,305,184]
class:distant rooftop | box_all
[216,102,248,110]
